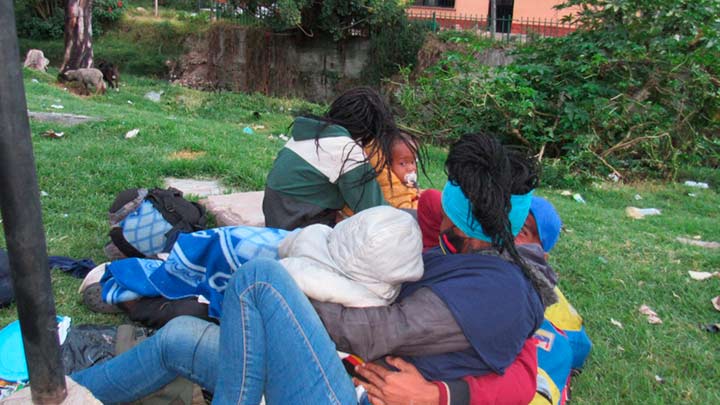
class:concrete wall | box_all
[175,25,371,102]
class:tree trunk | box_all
[155,0,159,17]
[60,0,93,72]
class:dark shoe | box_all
[82,283,123,314]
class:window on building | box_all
[489,0,515,33]
[413,0,456,8]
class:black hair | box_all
[324,87,393,146]
[506,146,540,195]
[445,133,556,306]
[300,87,397,177]
[444,133,530,279]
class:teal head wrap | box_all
[441,181,533,242]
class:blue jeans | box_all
[72,258,358,405]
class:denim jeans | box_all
[72,258,357,404]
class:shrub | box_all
[15,0,126,40]
[363,15,429,84]
[397,0,720,179]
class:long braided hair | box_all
[314,87,396,176]
[445,133,556,306]
[308,87,427,194]
[506,146,539,195]
[445,133,515,253]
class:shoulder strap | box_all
[109,188,148,226]
[108,227,147,258]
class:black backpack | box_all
[105,188,207,260]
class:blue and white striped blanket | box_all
[101,226,289,318]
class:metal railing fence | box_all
[407,9,578,43]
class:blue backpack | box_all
[105,188,207,260]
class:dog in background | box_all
[58,68,107,95]
[97,61,120,90]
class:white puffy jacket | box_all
[279,206,423,307]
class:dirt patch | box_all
[169,150,206,160]
[51,80,102,97]
[413,34,462,79]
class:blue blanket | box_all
[101,226,289,318]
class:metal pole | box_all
[0,2,67,404]
[490,0,497,36]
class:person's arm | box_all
[312,288,469,361]
[354,357,469,405]
[336,163,387,213]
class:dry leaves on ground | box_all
[639,304,663,324]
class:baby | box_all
[338,132,421,220]
[376,132,421,209]
[389,134,419,188]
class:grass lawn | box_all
[1,69,719,404]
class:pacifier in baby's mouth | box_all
[404,172,418,188]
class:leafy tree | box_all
[15,0,124,39]
[229,0,410,40]
[398,0,720,178]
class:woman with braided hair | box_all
[263,86,411,230]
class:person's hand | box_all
[353,356,440,405]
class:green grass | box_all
[1,69,719,404]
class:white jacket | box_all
[279,206,424,307]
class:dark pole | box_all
[490,0,497,35]
[0,2,67,404]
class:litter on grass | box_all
[40,191,49,197]
[41,130,65,139]
[252,124,265,130]
[639,304,662,324]
[713,296,720,312]
[144,91,163,102]
[610,318,623,329]
[31,79,39,83]
[573,193,586,204]
[654,375,664,384]
[699,323,720,333]
[625,207,661,219]
[278,134,289,141]
[124,128,140,139]
[50,104,64,109]
[127,100,133,105]
[676,237,720,249]
[634,194,642,200]
[598,256,608,264]
[688,271,719,281]
[560,190,573,196]
[243,127,254,135]
[684,181,709,189]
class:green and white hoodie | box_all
[263,117,386,230]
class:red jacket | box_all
[434,338,538,405]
